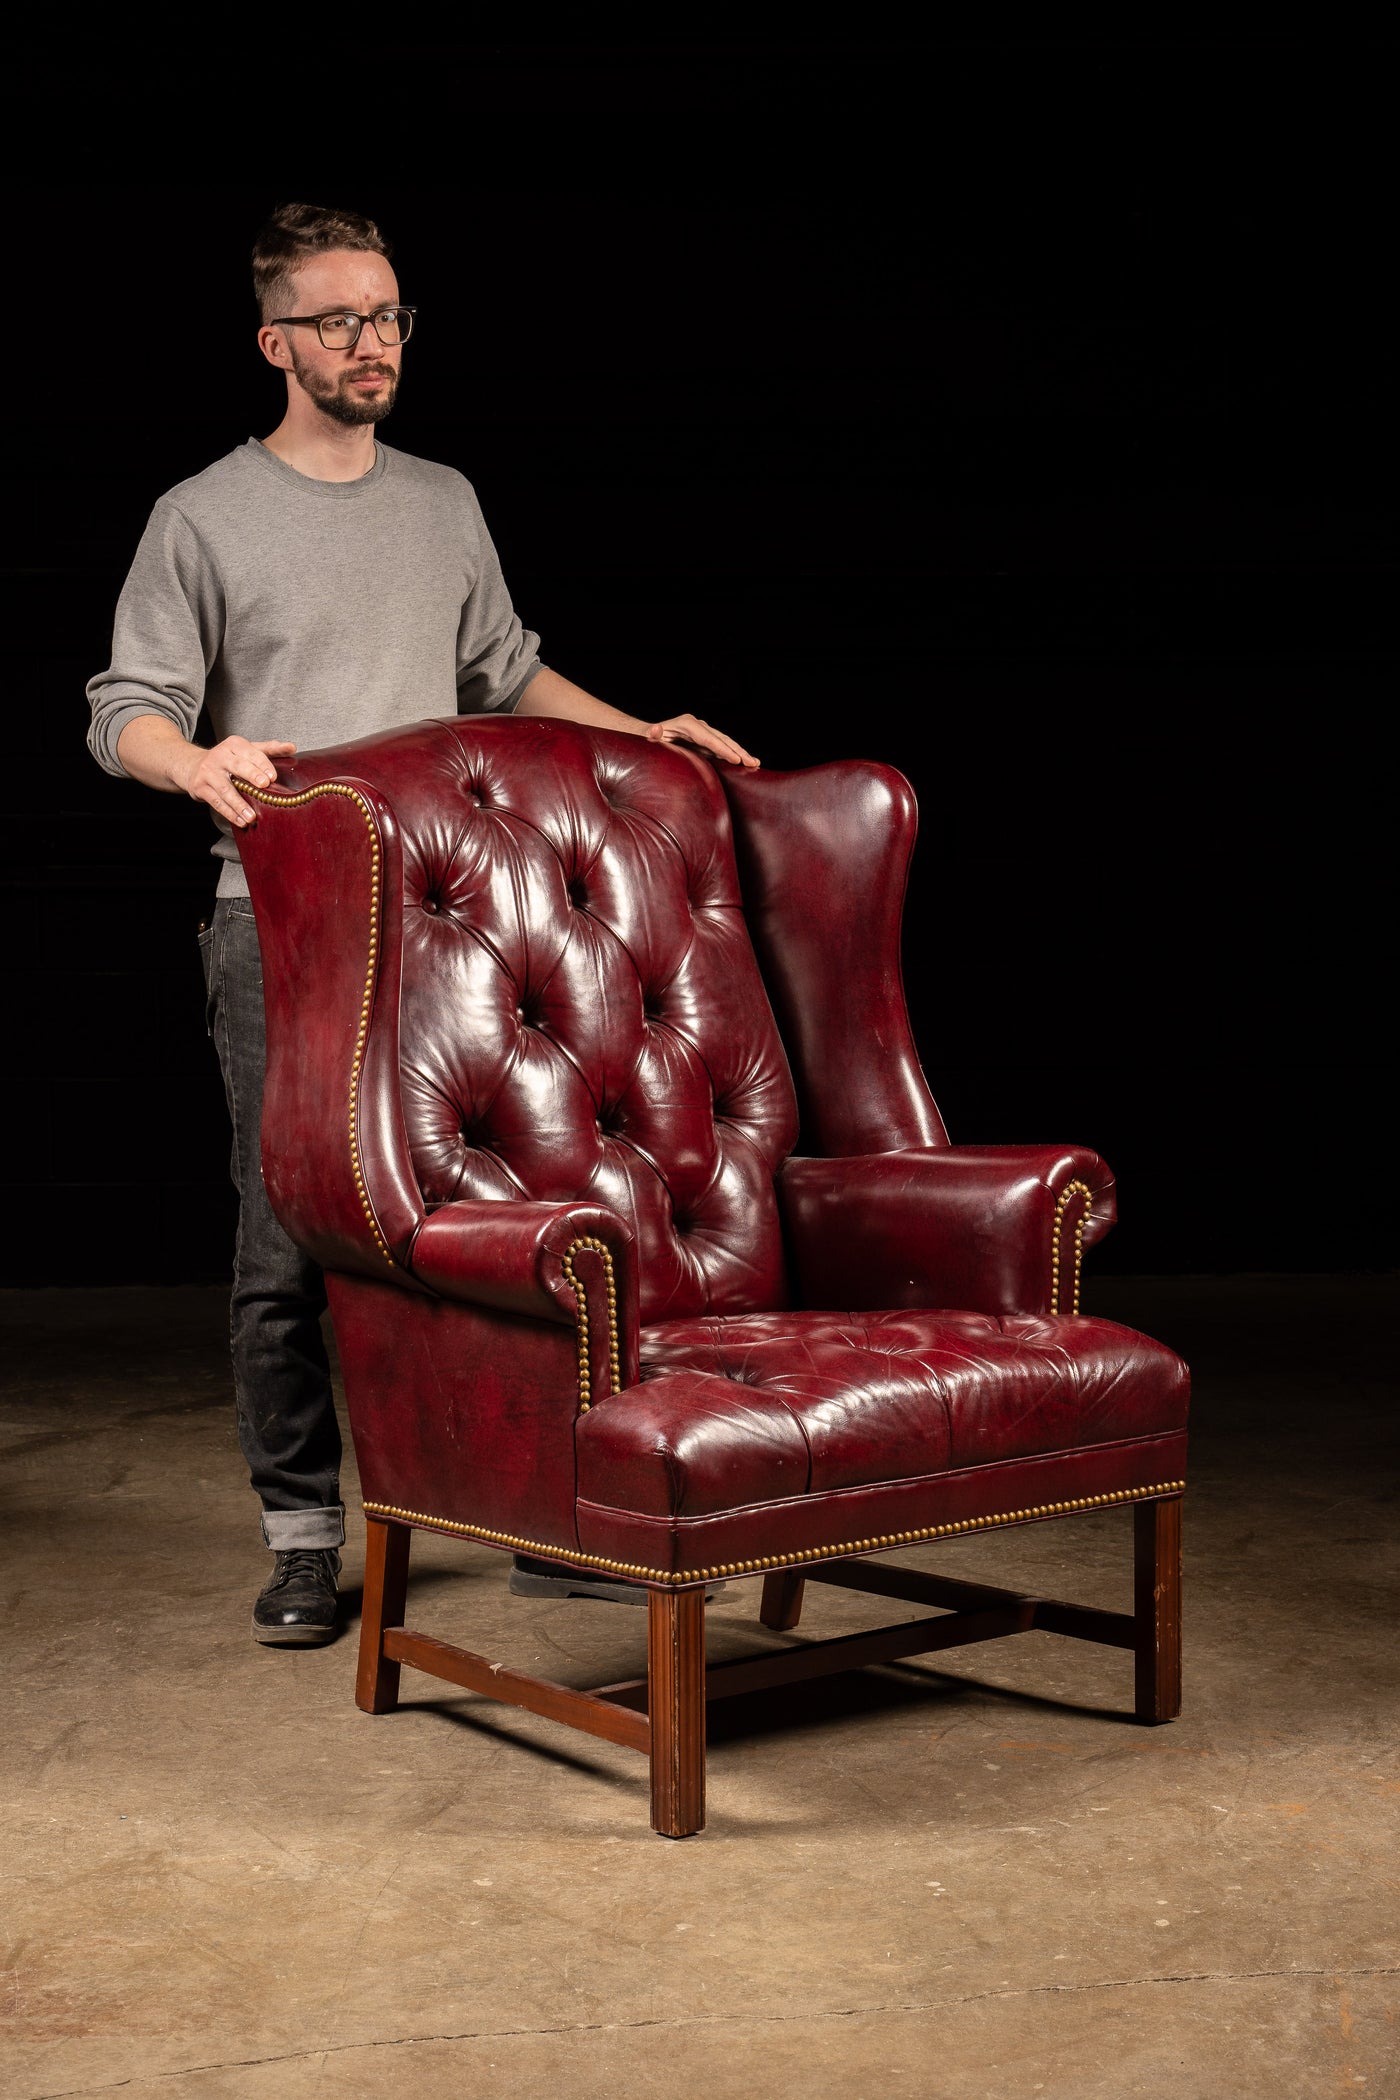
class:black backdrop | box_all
[4,41,1394,1284]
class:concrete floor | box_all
[2,1275,1397,2100]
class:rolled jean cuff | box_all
[262,1503,347,1551]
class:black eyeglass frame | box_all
[269,306,417,348]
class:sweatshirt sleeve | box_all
[454,486,543,715]
[86,500,225,777]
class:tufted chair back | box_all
[258,716,800,1323]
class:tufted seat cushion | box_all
[576,1310,1189,1521]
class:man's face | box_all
[267,249,405,426]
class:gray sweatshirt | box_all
[87,438,543,896]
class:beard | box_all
[291,345,400,425]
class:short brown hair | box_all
[252,201,392,321]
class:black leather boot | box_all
[252,1548,342,1645]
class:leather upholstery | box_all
[720,762,946,1156]
[240,775,424,1276]
[780,1145,1116,1315]
[571,1308,1188,1574]
[236,716,1189,1582]
[325,1268,590,1553]
[574,1432,1189,1578]
[247,717,795,1324]
[410,1198,642,1396]
[632,1310,1183,1493]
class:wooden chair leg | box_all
[1134,1496,1182,1724]
[759,1569,806,1630]
[648,1588,707,1837]
[356,1515,411,1715]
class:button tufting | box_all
[376,718,803,1293]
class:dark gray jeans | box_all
[200,899,346,1552]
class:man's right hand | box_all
[116,715,296,827]
[174,734,299,828]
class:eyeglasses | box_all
[270,306,416,349]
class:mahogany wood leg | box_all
[648,1588,707,1837]
[356,1515,411,1716]
[1134,1497,1183,1724]
[759,1570,806,1631]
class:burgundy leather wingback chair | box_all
[236,716,1188,1837]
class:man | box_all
[87,201,757,1646]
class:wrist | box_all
[163,740,201,794]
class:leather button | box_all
[421,897,440,914]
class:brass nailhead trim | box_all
[362,1478,1186,1587]
[1050,1179,1094,1314]
[232,779,394,1268]
[560,1235,622,1412]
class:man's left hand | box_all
[647,715,759,769]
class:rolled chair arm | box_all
[779,1145,1117,1317]
[410,1200,641,1402]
